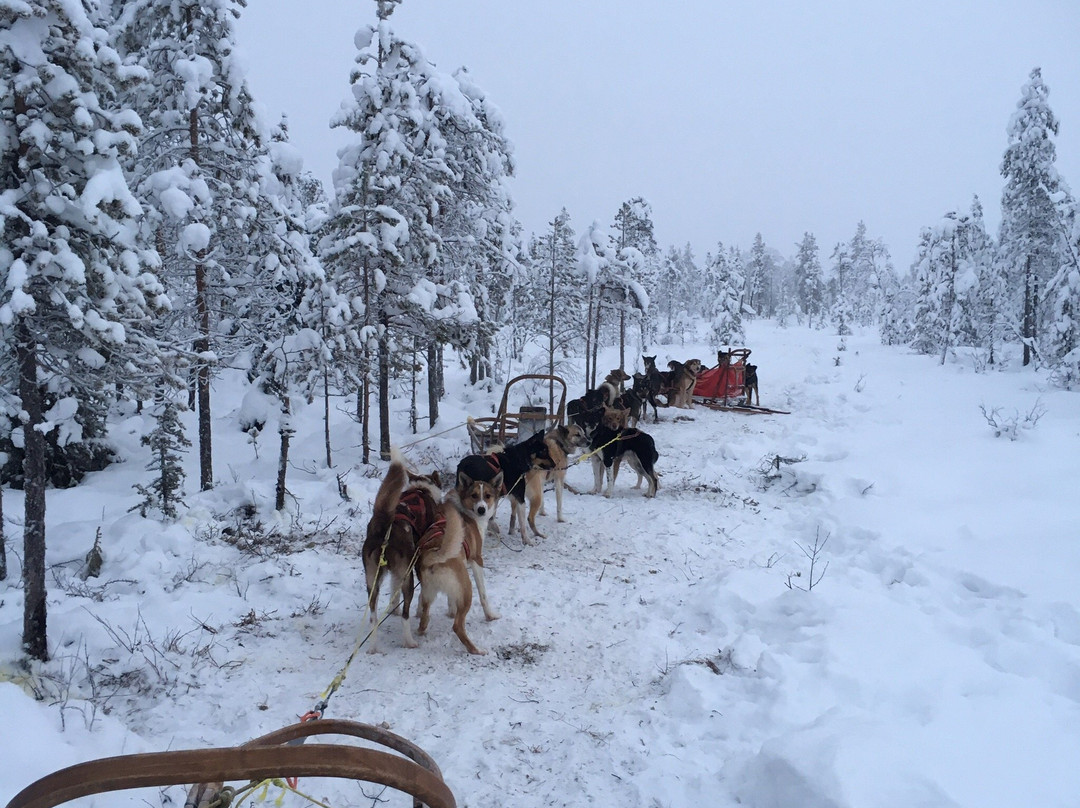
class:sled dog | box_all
[588,406,660,498]
[456,430,554,545]
[447,470,503,622]
[524,423,589,535]
[362,457,443,652]
[743,363,759,406]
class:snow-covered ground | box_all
[2,320,1079,808]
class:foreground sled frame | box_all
[5,719,455,808]
[467,373,568,453]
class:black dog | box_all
[457,430,553,545]
[612,385,645,428]
[567,387,605,435]
[743,364,759,406]
[638,356,669,422]
[588,407,659,498]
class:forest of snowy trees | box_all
[2,0,1079,659]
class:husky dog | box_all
[599,368,632,406]
[413,501,486,655]
[639,356,669,422]
[613,385,646,428]
[567,388,606,435]
[456,430,554,545]
[446,470,503,622]
[743,363,759,406]
[667,358,703,409]
[524,423,589,535]
[588,406,660,498]
[362,458,444,652]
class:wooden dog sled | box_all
[467,374,568,453]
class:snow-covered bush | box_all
[979,400,1046,440]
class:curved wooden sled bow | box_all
[5,719,455,808]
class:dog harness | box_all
[482,453,508,496]
[395,490,444,543]
[394,488,469,559]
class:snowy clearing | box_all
[2,320,1079,808]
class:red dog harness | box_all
[483,453,508,496]
[395,490,443,542]
[394,489,464,557]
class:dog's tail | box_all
[369,455,408,543]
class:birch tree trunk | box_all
[275,396,293,511]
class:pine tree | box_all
[527,210,582,396]
[1047,189,1080,385]
[999,67,1064,367]
[132,397,190,519]
[705,246,745,345]
[965,196,1003,361]
[745,233,775,317]
[322,0,511,459]
[846,222,892,327]
[2,0,167,659]
[111,0,267,490]
[241,121,334,511]
[829,244,854,336]
[879,283,912,347]
[653,246,683,337]
[429,66,519,394]
[910,212,980,362]
[611,197,660,350]
[794,232,826,328]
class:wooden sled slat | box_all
[5,720,455,808]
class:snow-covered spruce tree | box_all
[1,0,168,659]
[286,169,351,467]
[653,246,683,339]
[649,242,700,346]
[612,197,660,351]
[609,246,649,371]
[793,232,826,328]
[966,196,1005,363]
[1046,188,1080,386]
[746,233,776,318]
[909,212,980,362]
[323,2,515,458]
[845,221,893,327]
[426,66,518,397]
[829,243,854,336]
[131,396,190,519]
[238,121,336,511]
[705,245,745,346]
[879,280,913,347]
[999,67,1065,367]
[111,0,266,490]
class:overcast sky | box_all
[236,0,1079,271]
